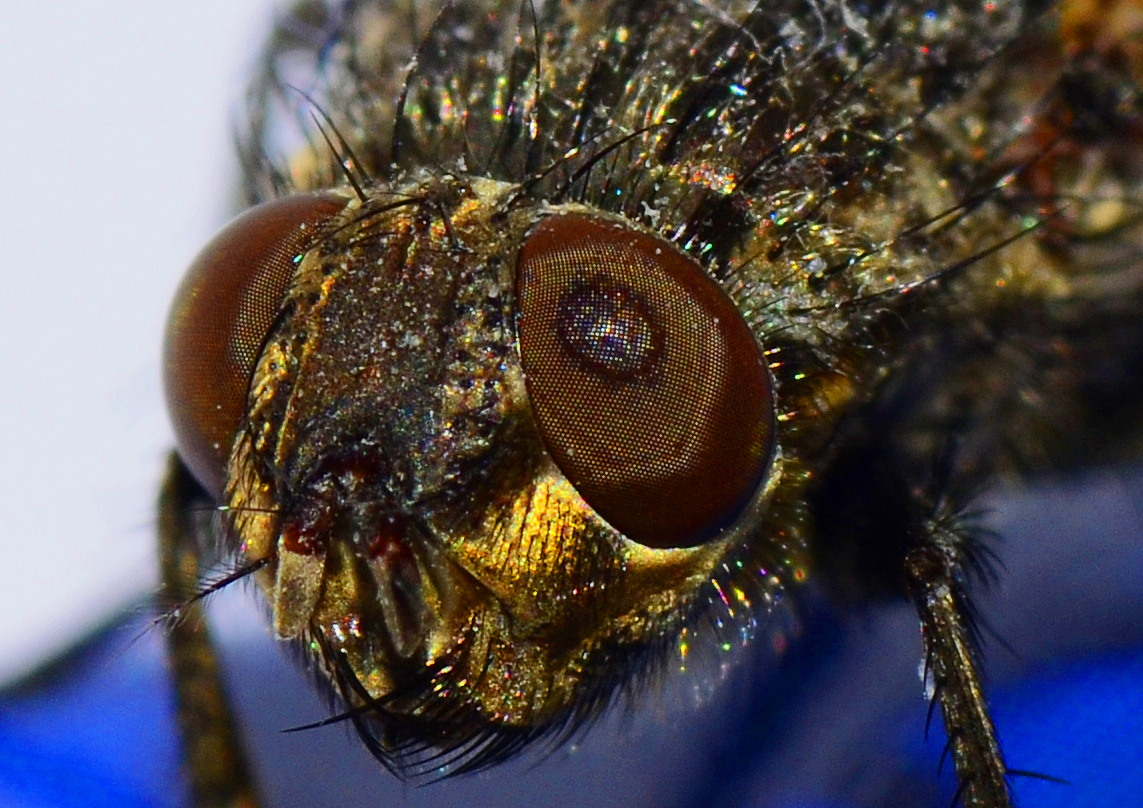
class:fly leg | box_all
[811,426,1020,808]
[158,452,261,808]
[905,536,1011,808]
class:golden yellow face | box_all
[161,0,1143,789]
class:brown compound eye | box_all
[163,193,348,498]
[516,214,775,549]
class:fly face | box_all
[159,0,1143,804]
[166,171,792,770]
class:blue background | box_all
[4,473,1143,808]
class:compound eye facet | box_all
[516,214,775,549]
[163,193,348,497]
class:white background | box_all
[0,0,280,680]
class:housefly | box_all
[157,1,1143,807]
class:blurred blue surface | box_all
[0,625,178,808]
[4,611,1143,808]
[4,474,1143,808]
[990,651,1143,808]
